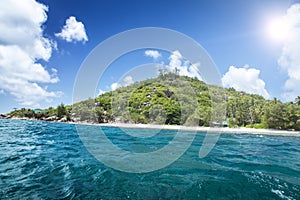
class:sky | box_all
[1,0,300,113]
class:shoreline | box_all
[2,118,300,137]
[71,121,300,137]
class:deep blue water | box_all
[0,119,300,199]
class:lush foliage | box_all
[7,104,71,121]
[6,73,300,130]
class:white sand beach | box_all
[73,122,300,137]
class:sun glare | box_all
[267,17,289,42]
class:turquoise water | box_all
[0,119,300,199]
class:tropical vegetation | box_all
[5,72,300,130]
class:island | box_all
[2,73,300,132]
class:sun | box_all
[266,16,289,42]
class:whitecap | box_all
[271,189,294,200]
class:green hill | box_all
[6,72,300,130]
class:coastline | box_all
[70,121,300,137]
[2,118,300,137]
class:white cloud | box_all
[98,89,106,96]
[165,50,202,80]
[0,89,4,94]
[222,66,270,99]
[111,82,121,91]
[0,0,61,106]
[111,76,134,91]
[0,0,53,61]
[277,4,300,101]
[123,76,134,85]
[145,50,161,60]
[55,16,88,43]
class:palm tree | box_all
[295,96,300,106]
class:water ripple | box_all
[0,119,299,199]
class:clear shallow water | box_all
[0,119,300,199]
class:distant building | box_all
[33,109,45,114]
[211,120,228,127]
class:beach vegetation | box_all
[6,73,300,130]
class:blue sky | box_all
[1,0,300,113]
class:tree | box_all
[6,74,300,131]
[174,67,180,76]
[262,101,288,130]
[295,96,300,106]
[57,103,67,118]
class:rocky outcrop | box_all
[43,116,59,121]
[0,114,7,119]
[58,117,68,122]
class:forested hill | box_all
[5,73,300,130]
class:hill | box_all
[5,72,300,130]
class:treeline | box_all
[226,91,300,130]
[6,104,71,122]
[6,73,300,130]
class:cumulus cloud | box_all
[165,50,202,80]
[111,83,120,91]
[123,76,134,85]
[111,76,134,91]
[222,66,270,99]
[98,89,106,96]
[145,50,161,60]
[0,0,61,106]
[277,4,300,101]
[55,16,88,43]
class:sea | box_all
[0,119,299,199]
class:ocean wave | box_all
[0,119,299,199]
